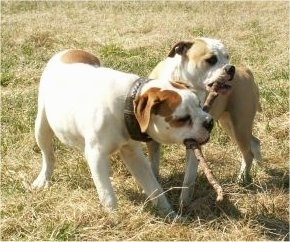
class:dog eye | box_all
[176,115,192,123]
[205,55,217,65]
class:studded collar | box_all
[124,77,153,142]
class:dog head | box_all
[133,81,213,145]
[167,38,235,95]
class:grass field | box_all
[1,1,289,241]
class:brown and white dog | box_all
[148,37,262,206]
[32,49,214,216]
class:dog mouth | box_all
[207,81,232,88]
[206,81,232,94]
[183,137,210,149]
[205,65,235,94]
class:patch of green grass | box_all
[49,222,80,241]
[1,52,18,87]
[100,43,163,76]
[1,89,37,155]
[1,1,39,14]
[260,74,288,118]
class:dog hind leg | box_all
[218,112,254,185]
[32,106,55,189]
[236,139,254,185]
[251,135,262,165]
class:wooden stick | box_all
[203,69,232,112]
[202,90,218,112]
[200,85,224,201]
[193,147,224,202]
[183,75,229,201]
[183,140,224,202]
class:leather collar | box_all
[124,77,153,142]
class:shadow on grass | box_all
[263,167,289,191]
[123,170,242,221]
[256,215,289,241]
[123,167,289,239]
[167,172,243,220]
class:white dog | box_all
[32,49,214,216]
[148,37,261,205]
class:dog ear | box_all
[134,88,161,133]
[167,41,193,57]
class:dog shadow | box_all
[124,177,289,240]
[256,214,289,241]
[230,162,289,194]
[238,165,289,240]
[124,170,242,221]
[262,166,289,191]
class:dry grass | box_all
[1,1,289,241]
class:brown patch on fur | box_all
[134,88,181,132]
[61,49,100,66]
[151,88,192,128]
[152,89,182,117]
[167,39,213,66]
[187,39,212,64]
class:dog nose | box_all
[224,64,235,80]
[203,116,214,132]
[202,115,214,132]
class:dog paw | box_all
[237,172,252,186]
[162,211,190,224]
[100,194,118,211]
[32,176,50,189]
[179,188,194,207]
[166,211,178,221]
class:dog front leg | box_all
[85,145,117,211]
[120,142,175,217]
[146,140,161,178]
[179,149,199,206]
